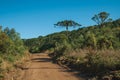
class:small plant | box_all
[0,74,4,79]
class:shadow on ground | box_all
[31,58,52,62]
[30,56,87,80]
[60,69,89,80]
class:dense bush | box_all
[0,26,27,79]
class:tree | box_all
[92,12,112,27]
[0,26,2,33]
[0,33,11,53]
[54,20,81,36]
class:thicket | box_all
[0,26,28,79]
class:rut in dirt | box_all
[21,53,85,80]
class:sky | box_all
[0,0,120,39]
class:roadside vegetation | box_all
[24,12,120,80]
[0,27,30,80]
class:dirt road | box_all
[21,53,84,80]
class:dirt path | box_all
[21,53,84,80]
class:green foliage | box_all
[0,27,25,55]
[0,74,4,79]
[54,20,81,36]
[0,26,26,79]
[92,12,112,28]
[24,18,120,53]
[0,33,11,53]
[54,20,81,31]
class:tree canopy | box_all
[92,12,112,27]
[54,20,81,31]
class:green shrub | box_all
[0,74,4,79]
[6,54,15,63]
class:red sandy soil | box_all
[20,53,85,80]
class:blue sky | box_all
[0,0,120,39]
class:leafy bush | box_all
[0,26,27,79]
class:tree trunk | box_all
[66,26,68,37]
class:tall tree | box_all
[0,26,2,33]
[92,12,112,27]
[54,20,81,36]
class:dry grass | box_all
[66,49,89,58]
[60,49,120,74]
[0,50,31,80]
[67,49,120,58]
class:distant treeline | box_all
[23,18,120,53]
